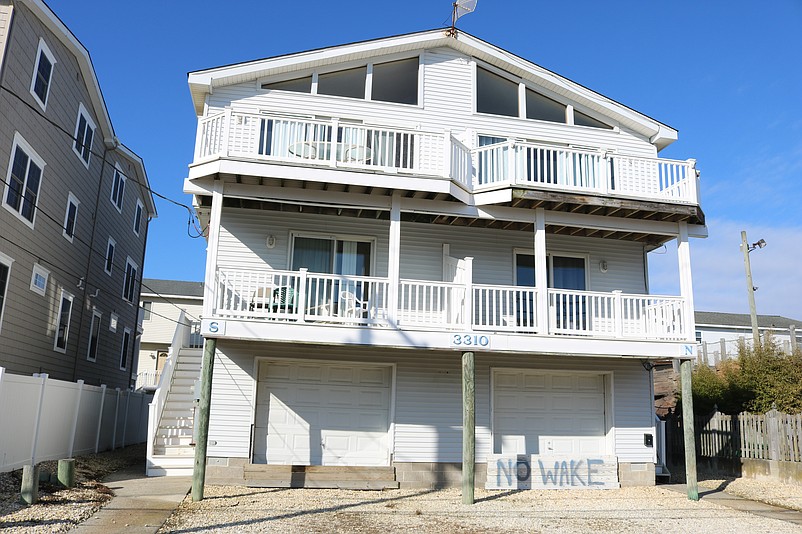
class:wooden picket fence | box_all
[665,408,802,463]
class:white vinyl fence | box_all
[0,367,152,473]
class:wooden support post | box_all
[462,351,475,505]
[57,459,75,488]
[20,464,39,505]
[192,338,216,502]
[680,359,698,501]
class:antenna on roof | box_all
[448,0,477,36]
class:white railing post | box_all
[507,140,516,184]
[329,118,340,167]
[686,159,699,204]
[112,388,121,450]
[463,257,474,330]
[29,373,48,465]
[194,117,205,160]
[95,384,107,453]
[613,290,624,338]
[298,268,308,322]
[600,152,611,195]
[67,379,84,458]
[443,131,452,179]
[221,109,232,157]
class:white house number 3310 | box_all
[451,334,490,347]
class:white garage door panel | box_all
[494,370,606,456]
[254,361,392,466]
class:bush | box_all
[690,340,802,415]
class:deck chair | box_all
[272,286,297,314]
[339,290,369,320]
[250,286,273,311]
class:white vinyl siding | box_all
[139,298,203,345]
[208,341,654,464]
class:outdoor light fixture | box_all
[741,231,766,346]
[747,238,767,252]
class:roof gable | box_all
[188,29,677,150]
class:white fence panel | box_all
[0,368,153,473]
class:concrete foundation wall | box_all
[618,462,656,487]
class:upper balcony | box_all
[192,110,701,219]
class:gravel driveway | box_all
[159,484,802,533]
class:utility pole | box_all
[740,231,765,348]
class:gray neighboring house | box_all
[136,278,204,390]
[0,0,156,389]
[696,311,801,365]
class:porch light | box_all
[740,231,766,347]
[599,260,608,273]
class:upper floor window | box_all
[142,300,152,321]
[574,110,612,130]
[105,237,116,275]
[476,66,518,118]
[30,39,56,110]
[526,88,566,123]
[291,235,372,276]
[54,289,74,352]
[63,192,79,242]
[73,103,95,166]
[119,327,132,370]
[0,252,12,334]
[87,309,102,362]
[261,56,420,106]
[110,164,126,212]
[514,252,588,290]
[30,263,50,296]
[133,199,144,236]
[3,133,45,228]
[122,257,138,303]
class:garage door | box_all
[253,361,392,466]
[493,369,606,456]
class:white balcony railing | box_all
[213,268,687,342]
[195,111,699,206]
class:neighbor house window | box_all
[54,289,74,352]
[122,257,138,302]
[317,66,367,99]
[476,66,518,117]
[133,199,144,236]
[63,192,79,241]
[574,110,612,130]
[0,252,13,334]
[4,133,45,227]
[142,300,152,321]
[119,327,132,370]
[30,263,50,296]
[30,38,56,110]
[110,164,126,212]
[73,103,95,166]
[371,57,419,105]
[87,309,101,362]
[105,237,116,275]
[262,75,312,93]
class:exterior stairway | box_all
[146,347,203,476]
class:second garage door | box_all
[493,369,607,456]
[253,360,392,466]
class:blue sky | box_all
[46,0,802,320]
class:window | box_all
[291,235,372,276]
[476,67,518,117]
[513,252,587,289]
[317,66,367,99]
[371,57,419,105]
[119,327,132,370]
[73,103,95,166]
[526,88,566,123]
[262,75,312,93]
[142,300,152,321]
[30,39,55,110]
[63,192,79,241]
[4,133,45,227]
[123,257,138,302]
[110,164,126,212]
[133,199,144,236]
[87,310,101,362]
[104,237,116,275]
[109,312,118,332]
[30,263,49,296]
[0,252,12,334]
[574,110,613,130]
[54,289,74,352]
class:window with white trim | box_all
[109,312,118,332]
[119,327,132,370]
[110,164,126,212]
[73,103,95,166]
[4,133,45,227]
[54,289,74,352]
[122,256,138,303]
[30,38,56,110]
[133,199,143,236]
[142,300,152,321]
[0,252,13,334]
[87,309,102,362]
[63,192,79,241]
[104,237,116,275]
[30,263,49,296]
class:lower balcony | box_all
[205,268,690,355]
